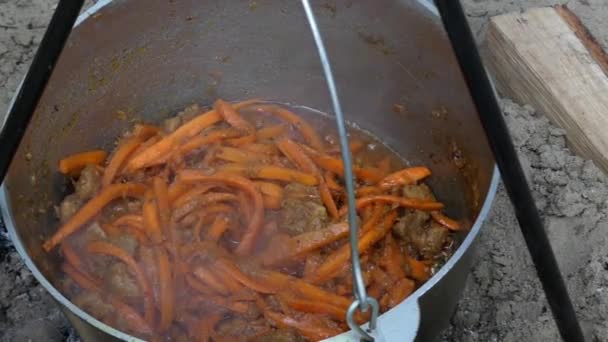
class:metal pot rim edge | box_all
[0,0,500,340]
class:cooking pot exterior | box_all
[1,0,499,341]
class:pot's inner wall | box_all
[5,0,493,290]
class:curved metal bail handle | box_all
[300,1,379,341]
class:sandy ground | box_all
[0,0,607,341]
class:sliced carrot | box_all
[242,143,279,155]
[207,215,231,242]
[264,311,341,341]
[178,171,264,255]
[43,183,146,251]
[406,256,431,282]
[58,150,107,175]
[255,123,287,140]
[173,192,238,221]
[126,100,256,171]
[215,259,281,294]
[193,266,230,296]
[61,242,83,270]
[109,296,154,336]
[304,150,384,183]
[87,241,155,326]
[215,99,254,133]
[61,263,99,290]
[380,234,406,281]
[157,247,174,332]
[355,186,382,197]
[216,146,268,163]
[338,195,444,216]
[178,128,241,156]
[324,171,342,192]
[378,166,432,189]
[142,189,163,243]
[431,211,461,231]
[153,177,171,233]
[388,278,415,308]
[252,105,325,151]
[279,293,346,321]
[112,214,144,229]
[255,165,318,186]
[225,134,256,147]
[310,211,398,284]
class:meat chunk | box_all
[279,183,328,236]
[404,221,449,259]
[104,262,140,300]
[58,193,83,222]
[75,164,101,200]
[109,233,138,256]
[393,210,430,240]
[402,183,435,201]
[163,116,182,133]
[215,318,270,339]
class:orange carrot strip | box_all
[279,293,346,321]
[338,195,444,216]
[381,234,406,281]
[276,138,318,173]
[61,263,99,290]
[178,128,241,156]
[215,259,281,294]
[236,191,253,221]
[255,165,318,185]
[242,143,279,155]
[253,181,283,209]
[153,177,171,233]
[142,189,163,243]
[293,222,349,257]
[185,274,215,296]
[264,311,341,341]
[216,146,267,163]
[167,180,189,203]
[319,181,339,219]
[305,150,384,183]
[378,166,432,189]
[102,125,159,186]
[207,215,231,242]
[430,211,461,231]
[110,297,154,336]
[355,186,382,197]
[172,184,218,210]
[87,241,155,325]
[388,278,415,308]
[112,214,144,229]
[215,99,254,133]
[252,105,325,151]
[326,140,366,155]
[173,192,238,221]
[225,133,256,147]
[209,265,246,294]
[126,100,256,171]
[406,256,431,282]
[310,211,398,284]
[58,150,107,175]
[43,183,146,251]
[157,248,174,332]
[61,242,83,270]
[325,171,342,192]
[191,295,249,314]
[178,171,264,255]
[193,267,230,296]
[255,123,288,141]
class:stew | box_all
[45,100,460,341]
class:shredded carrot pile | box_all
[47,100,460,341]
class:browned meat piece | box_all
[108,233,138,256]
[58,193,83,222]
[254,330,306,342]
[104,262,140,300]
[102,198,142,222]
[75,164,101,200]
[405,221,449,259]
[402,183,435,200]
[178,103,201,123]
[279,183,328,236]
[393,210,430,240]
[163,116,182,133]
